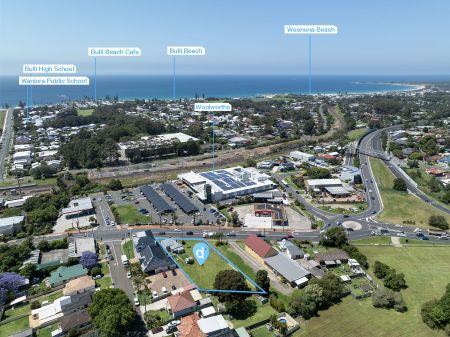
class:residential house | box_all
[167,291,197,318]
[197,315,233,336]
[277,239,304,260]
[62,276,95,296]
[245,235,278,264]
[48,265,88,287]
[0,216,25,236]
[315,250,350,267]
[133,230,176,274]
[160,238,185,254]
[59,310,92,335]
[264,253,310,287]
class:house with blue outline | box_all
[134,230,176,274]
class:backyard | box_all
[297,246,450,337]
[0,316,29,337]
[370,158,450,227]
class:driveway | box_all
[229,242,292,295]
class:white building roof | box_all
[0,216,25,228]
[306,178,342,187]
[200,306,216,317]
[61,197,93,215]
[198,315,228,334]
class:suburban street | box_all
[0,109,14,179]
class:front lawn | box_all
[370,158,450,227]
[96,276,112,289]
[0,316,29,337]
[215,244,256,279]
[112,204,151,225]
[36,323,59,337]
[352,236,392,245]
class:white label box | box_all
[23,64,77,74]
[88,47,141,56]
[19,76,90,85]
[167,46,206,56]
[194,103,232,112]
[284,25,338,34]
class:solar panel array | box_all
[140,185,174,214]
[199,169,256,191]
[160,183,199,214]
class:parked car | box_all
[171,285,177,290]
[127,272,131,279]
[158,231,166,235]
[151,327,163,334]
[171,269,177,276]
[109,255,114,261]
[152,290,158,297]
[167,320,181,328]
[161,271,167,278]
[134,297,140,306]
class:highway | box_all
[367,127,450,215]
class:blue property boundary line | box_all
[155,237,267,295]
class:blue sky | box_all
[1,0,449,75]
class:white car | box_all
[167,320,181,328]
[395,224,402,228]
[127,272,131,279]
[134,297,140,306]
[397,232,406,237]
[174,228,181,232]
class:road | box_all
[0,109,14,179]
[367,127,450,215]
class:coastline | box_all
[0,76,432,106]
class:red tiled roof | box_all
[245,235,277,258]
[167,291,196,313]
[178,313,205,337]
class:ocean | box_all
[0,74,447,107]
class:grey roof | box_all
[264,253,310,283]
[325,186,350,195]
[140,185,174,214]
[286,245,304,257]
[0,216,24,228]
[134,230,175,273]
[160,183,199,213]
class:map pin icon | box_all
[193,242,209,266]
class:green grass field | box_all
[297,246,450,337]
[352,236,392,245]
[370,158,450,227]
[36,323,59,337]
[174,241,258,290]
[215,244,256,280]
[123,240,135,259]
[77,108,94,116]
[112,204,151,225]
[406,167,448,205]
[347,128,368,141]
[0,316,29,337]
[96,276,112,289]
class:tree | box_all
[429,215,449,230]
[144,311,163,329]
[393,178,407,191]
[383,270,407,291]
[213,270,251,303]
[373,261,391,279]
[30,300,41,310]
[288,292,318,319]
[107,179,123,191]
[90,266,102,277]
[372,288,406,312]
[89,289,137,337]
[80,251,97,269]
[0,272,25,304]
[311,274,345,305]
[304,284,326,308]
[231,211,240,227]
[255,270,270,293]
[320,227,348,247]
[37,240,50,252]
